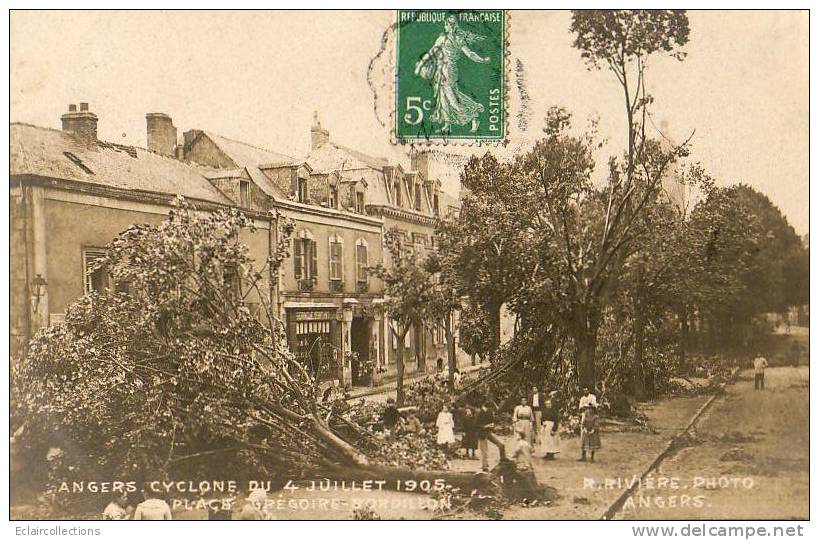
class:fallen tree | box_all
[11,200,497,508]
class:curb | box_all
[599,368,740,520]
[347,363,489,400]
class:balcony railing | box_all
[329,279,344,293]
[298,277,317,292]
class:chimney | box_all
[411,150,430,180]
[61,103,98,147]
[310,111,329,150]
[146,113,178,157]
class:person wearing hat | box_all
[539,390,561,460]
[579,403,601,462]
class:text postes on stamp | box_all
[395,10,506,143]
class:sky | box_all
[10,10,809,233]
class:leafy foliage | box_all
[12,199,374,508]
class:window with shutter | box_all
[83,248,109,293]
[297,178,309,203]
[309,240,318,280]
[356,243,368,282]
[294,239,304,280]
[329,186,338,209]
[239,180,251,208]
[329,240,343,281]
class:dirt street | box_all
[617,366,809,520]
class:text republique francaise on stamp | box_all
[395,10,506,143]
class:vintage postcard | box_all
[7,8,810,528]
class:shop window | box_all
[293,319,335,381]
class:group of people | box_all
[103,488,172,521]
[511,386,562,460]
[102,486,273,521]
[433,385,604,470]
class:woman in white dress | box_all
[436,404,456,447]
[512,396,534,445]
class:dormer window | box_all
[297,177,309,203]
[433,193,440,216]
[328,185,338,209]
[394,181,402,207]
[239,180,252,209]
[414,184,422,211]
[355,192,365,214]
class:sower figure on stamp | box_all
[414,14,490,134]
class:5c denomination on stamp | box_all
[395,10,506,143]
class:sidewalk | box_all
[449,392,714,519]
[347,361,489,401]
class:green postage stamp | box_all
[395,10,506,143]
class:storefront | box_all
[284,304,341,382]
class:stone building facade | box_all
[10,103,466,387]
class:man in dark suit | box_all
[529,385,544,444]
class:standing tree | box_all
[437,153,535,353]
[551,9,692,387]
[370,228,437,405]
[424,250,463,391]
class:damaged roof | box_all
[10,123,233,204]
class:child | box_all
[404,411,423,434]
[102,492,131,520]
[579,404,601,462]
[436,404,456,448]
[461,406,478,459]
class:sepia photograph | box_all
[6,7,811,528]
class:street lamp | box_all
[31,274,47,310]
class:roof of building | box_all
[305,141,389,174]
[10,123,233,204]
[202,131,297,169]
